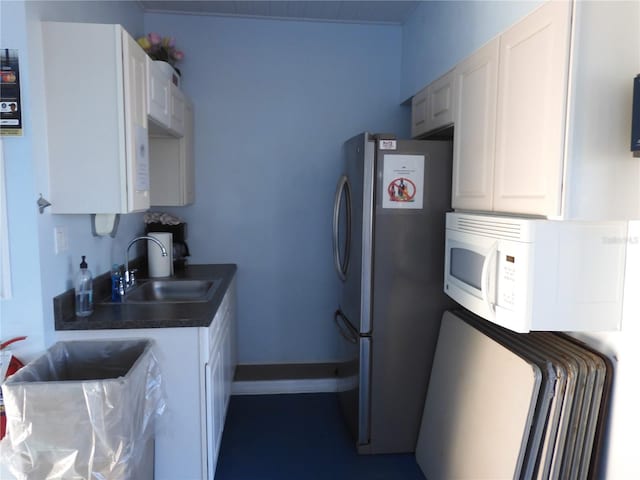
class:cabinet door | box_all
[452,38,500,211]
[43,23,148,214]
[425,68,455,133]
[411,86,429,138]
[206,345,225,480]
[493,1,572,216]
[147,58,171,128]
[149,98,194,206]
[169,84,186,137]
[122,28,150,212]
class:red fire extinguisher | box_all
[0,336,26,439]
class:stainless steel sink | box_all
[120,279,221,304]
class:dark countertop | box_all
[54,264,237,331]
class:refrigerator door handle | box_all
[334,309,358,344]
[332,175,351,281]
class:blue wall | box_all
[0,1,145,361]
[0,0,542,365]
[400,0,541,100]
[144,13,407,364]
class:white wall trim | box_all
[232,378,340,395]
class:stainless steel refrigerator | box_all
[332,132,456,454]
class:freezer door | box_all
[334,309,371,447]
[340,133,375,335]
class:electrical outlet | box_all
[54,226,68,254]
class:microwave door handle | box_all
[480,242,498,312]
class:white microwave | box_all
[444,212,628,333]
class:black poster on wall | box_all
[0,49,22,136]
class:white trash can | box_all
[0,340,165,480]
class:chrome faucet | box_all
[124,235,168,291]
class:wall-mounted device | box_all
[443,212,627,333]
[632,74,640,157]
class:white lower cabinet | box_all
[55,278,237,480]
[202,279,236,479]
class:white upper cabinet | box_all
[425,68,455,132]
[147,58,171,130]
[150,99,195,206]
[169,84,186,137]
[411,86,428,138]
[493,0,571,216]
[43,22,149,214]
[411,69,455,138]
[451,38,500,212]
[452,1,570,216]
[450,0,638,220]
[147,59,185,138]
[122,31,151,212]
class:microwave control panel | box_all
[497,252,517,309]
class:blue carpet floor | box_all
[215,393,426,480]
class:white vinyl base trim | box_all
[232,378,339,395]
[232,376,359,395]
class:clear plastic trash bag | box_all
[0,339,166,480]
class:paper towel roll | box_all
[148,232,173,277]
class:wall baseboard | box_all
[232,377,340,395]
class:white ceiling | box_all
[139,1,420,25]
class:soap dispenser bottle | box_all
[111,263,122,302]
[75,255,93,317]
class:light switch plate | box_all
[54,226,68,254]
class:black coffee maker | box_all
[146,222,190,271]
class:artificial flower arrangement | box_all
[137,32,184,67]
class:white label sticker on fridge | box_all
[379,139,397,150]
[382,154,424,209]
